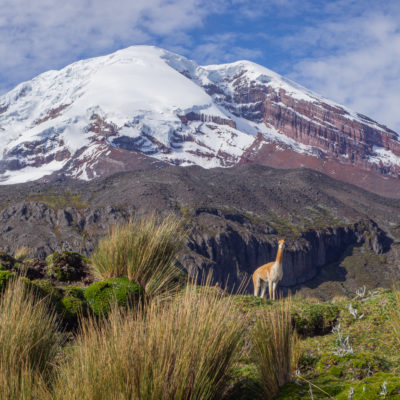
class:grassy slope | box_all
[229,289,400,399]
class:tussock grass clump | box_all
[14,246,29,262]
[0,278,61,399]
[252,299,299,399]
[53,283,244,400]
[91,214,187,296]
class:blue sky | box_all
[1,0,400,131]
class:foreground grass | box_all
[53,283,244,400]
[252,299,298,398]
[1,276,400,399]
[0,279,61,400]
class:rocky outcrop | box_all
[178,112,236,129]
[0,197,392,292]
[211,77,400,180]
[185,216,390,290]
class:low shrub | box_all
[292,303,339,336]
[46,251,86,282]
[0,271,15,291]
[28,280,87,324]
[0,250,16,270]
[84,277,143,316]
[61,297,87,321]
[29,279,63,302]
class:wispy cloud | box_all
[190,33,264,65]
[0,0,224,92]
[288,7,400,132]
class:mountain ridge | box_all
[0,45,399,196]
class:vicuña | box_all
[252,239,285,300]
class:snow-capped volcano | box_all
[0,45,399,196]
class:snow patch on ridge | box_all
[0,160,67,185]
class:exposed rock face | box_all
[207,73,400,184]
[0,164,398,294]
[185,217,390,289]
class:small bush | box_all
[91,214,187,296]
[252,300,299,399]
[0,250,16,270]
[62,286,85,300]
[0,271,15,291]
[46,251,86,282]
[53,282,244,400]
[84,277,143,316]
[292,303,339,336]
[29,279,63,302]
[61,297,87,321]
[27,280,86,324]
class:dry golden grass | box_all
[0,278,61,399]
[14,246,29,262]
[91,214,187,296]
[53,281,244,400]
[0,363,51,400]
[252,299,299,399]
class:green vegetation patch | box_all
[61,296,87,321]
[26,279,86,323]
[0,270,15,290]
[84,277,143,316]
[292,302,339,336]
[27,192,88,209]
[0,250,16,270]
[46,251,86,282]
[316,352,389,380]
[335,372,400,399]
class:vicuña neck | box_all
[275,246,284,264]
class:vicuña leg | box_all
[272,282,277,300]
[260,280,268,298]
[253,276,260,297]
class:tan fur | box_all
[252,239,285,300]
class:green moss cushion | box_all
[61,296,87,321]
[0,270,15,290]
[84,277,143,316]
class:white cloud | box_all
[0,0,224,93]
[190,33,264,65]
[289,10,400,132]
